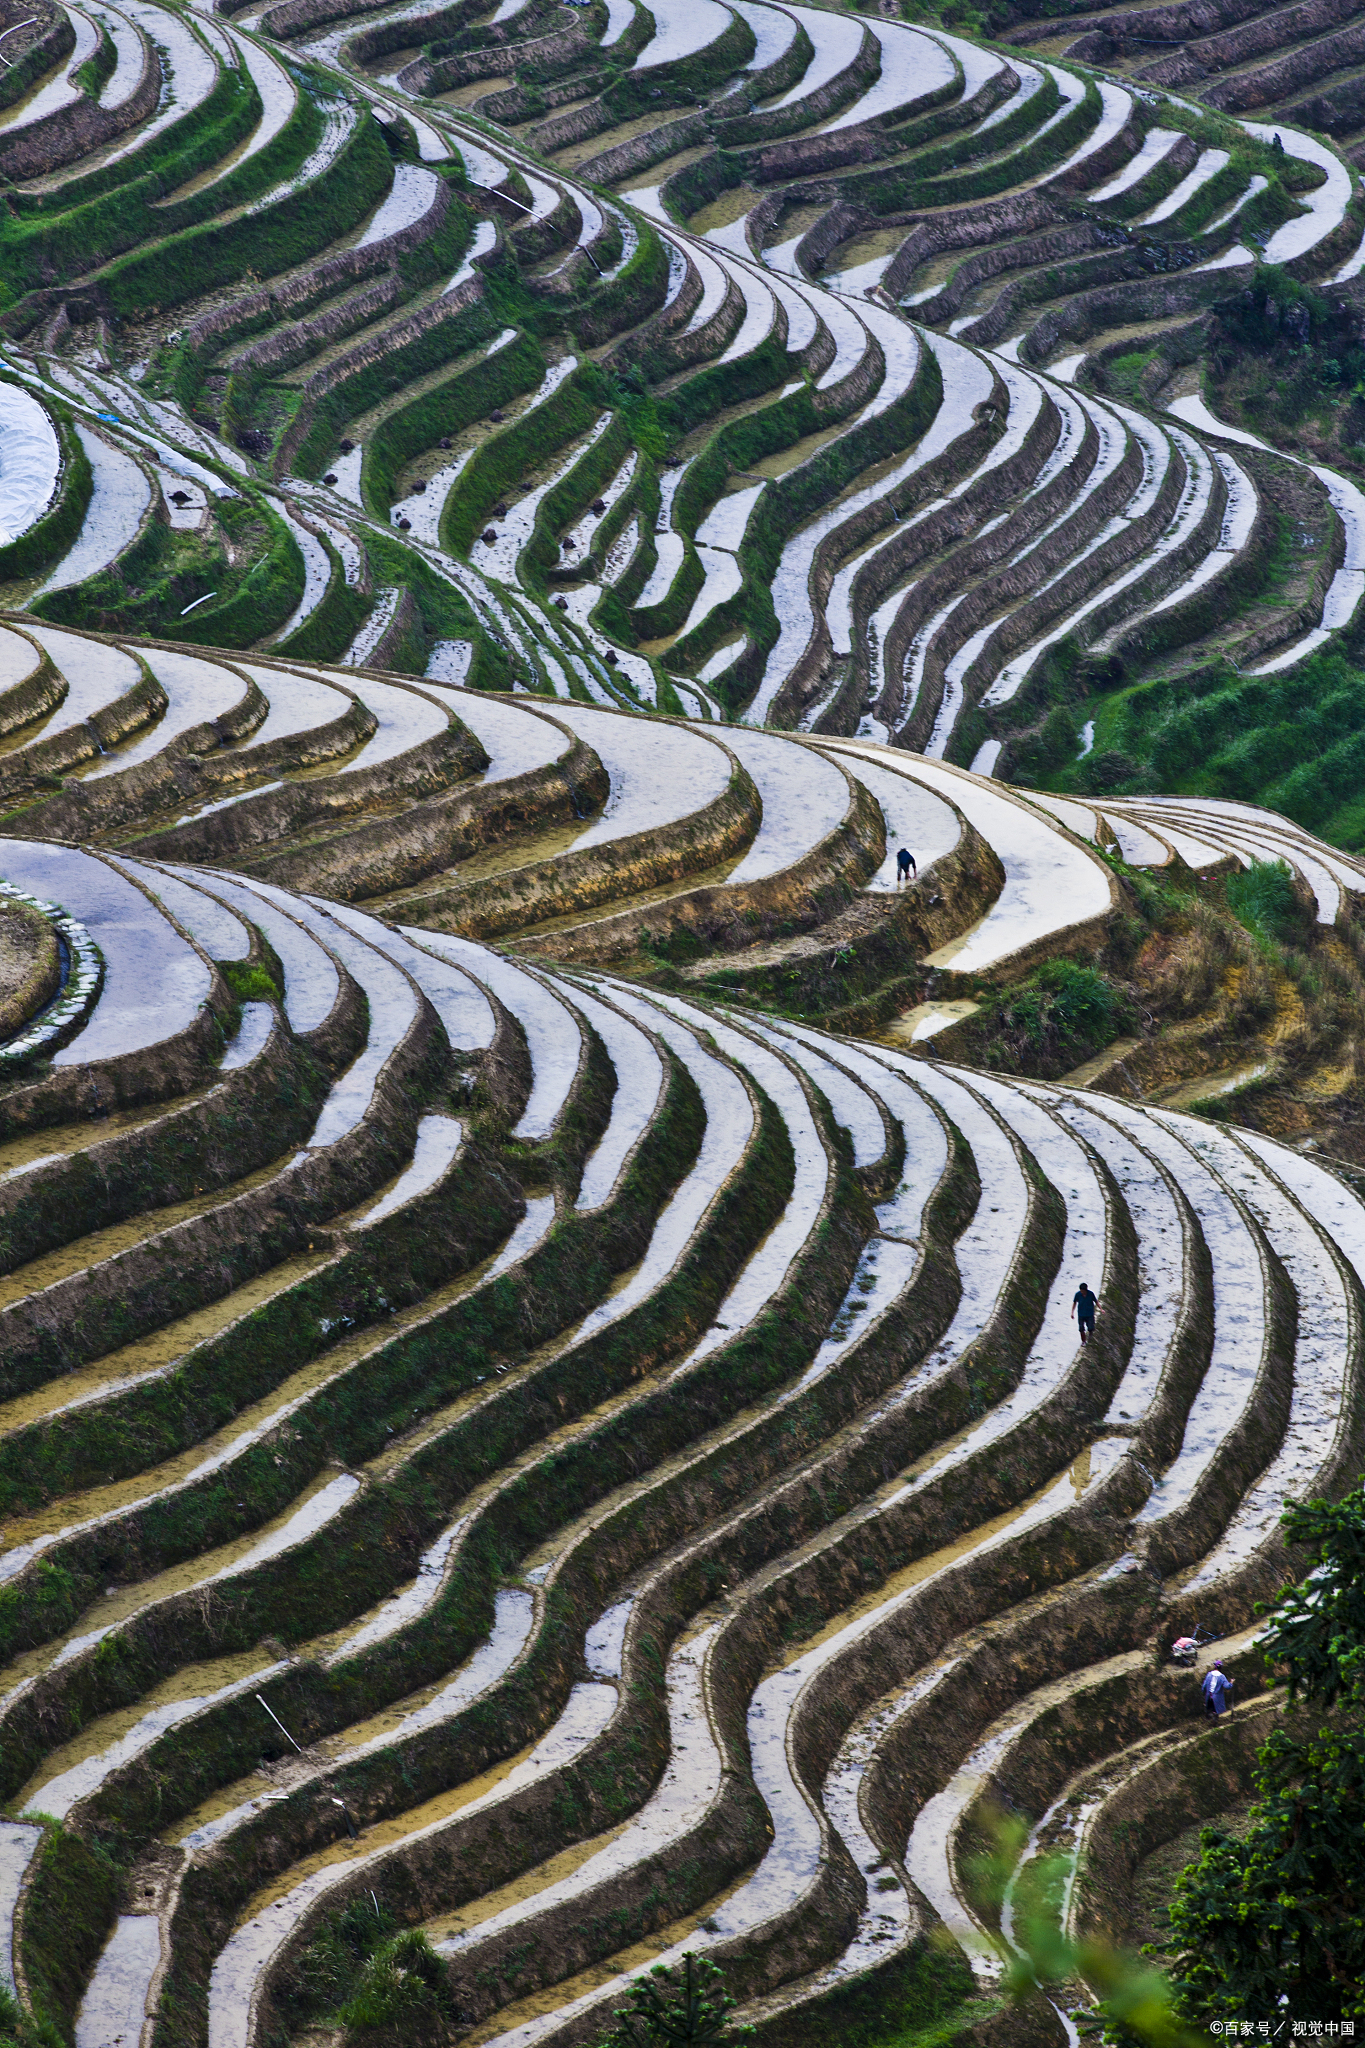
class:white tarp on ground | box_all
[0,381,60,547]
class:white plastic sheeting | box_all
[0,382,60,546]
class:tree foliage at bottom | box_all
[600,1955,754,2048]
[1161,1485,1365,2024]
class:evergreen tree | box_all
[602,1954,753,2047]
[1164,1485,1365,2024]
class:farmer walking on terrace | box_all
[1072,1282,1097,1344]
[896,847,916,885]
[1202,1659,1235,1720]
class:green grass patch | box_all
[221,958,282,1005]
[1024,634,1365,846]
[291,263,498,479]
[0,1984,62,2048]
[175,494,305,647]
[360,324,545,516]
[275,532,373,663]
[29,500,177,631]
[442,357,605,556]
[1104,348,1156,399]
[1315,789,1365,850]
[1225,858,1301,946]
[753,1936,975,2048]
[98,104,393,318]
[74,22,117,99]
[363,530,516,689]
[901,0,1012,39]
[595,4,755,122]
[0,65,260,297]
[14,1814,120,2044]
[961,959,1136,1080]
[339,1930,457,2044]
[276,1895,403,2039]
[571,214,669,351]
[31,485,303,645]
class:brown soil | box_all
[1128,1795,1258,1956]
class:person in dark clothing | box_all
[1072,1283,1097,1342]
[896,848,916,884]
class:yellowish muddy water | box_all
[0,1152,294,1311]
[454,1869,755,2044]
[688,184,761,236]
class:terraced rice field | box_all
[0,644,1354,2046]
[1,0,1365,739]
[1,0,1365,2038]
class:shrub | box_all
[277,1894,399,2037]
[968,959,1134,1078]
[1011,703,1081,783]
[1079,749,1142,795]
[1013,960,1127,1048]
[221,959,281,1005]
[600,1954,753,2046]
[1225,858,1300,946]
[340,1929,457,2045]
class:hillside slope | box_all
[0,0,1363,818]
[0,833,1357,2048]
[0,0,1364,2039]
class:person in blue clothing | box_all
[1202,1660,1234,1719]
[1071,1282,1097,1343]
